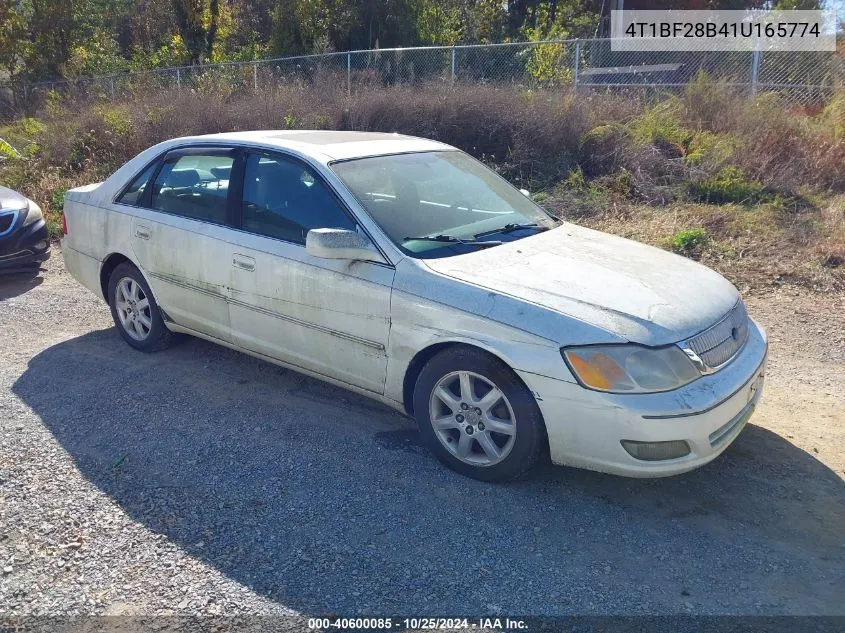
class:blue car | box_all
[0,186,50,273]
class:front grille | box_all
[0,210,17,236]
[686,300,749,370]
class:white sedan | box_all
[61,131,767,481]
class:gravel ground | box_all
[1,250,844,619]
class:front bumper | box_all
[518,319,768,477]
[0,217,50,273]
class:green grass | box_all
[689,166,767,205]
[666,228,709,255]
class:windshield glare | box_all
[330,151,558,258]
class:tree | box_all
[0,0,28,81]
[173,0,221,65]
[121,0,177,56]
[350,0,421,49]
[507,0,532,35]
[11,0,739,81]
[462,0,508,43]
[225,0,274,59]
[416,0,458,45]
[771,0,821,8]
[271,0,310,55]
[26,0,75,79]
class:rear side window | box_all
[117,162,158,206]
[151,154,234,224]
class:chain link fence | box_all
[2,38,842,113]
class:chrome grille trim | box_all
[680,300,749,373]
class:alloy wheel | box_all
[428,370,517,467]
[114,277,152,341]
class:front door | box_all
[226,151,393,394]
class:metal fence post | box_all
[751,48,760,97]
[573,40,581,89]
[347,52,351,94]
[176,67,181,92]
[253,61,258,92]
[451,45,456,80]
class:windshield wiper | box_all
[474,223,549,238]
[403,234,502,248]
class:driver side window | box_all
[242,153,356,244]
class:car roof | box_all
[174,130,453,162]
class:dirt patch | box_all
[744,289,845,477]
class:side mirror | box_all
[305,228,385,264]
[519,188,531,197]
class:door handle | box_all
[232,254,255,272]
[135,226,151,240]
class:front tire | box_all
[107,262,179,352]
[413,346,547,482]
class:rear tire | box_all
[413,346,547,482]
[107,262,180,352]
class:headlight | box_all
[22,200,43,227]
[561,344,700,394]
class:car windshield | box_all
[330,151,559,258]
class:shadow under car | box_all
[11,329,845,615]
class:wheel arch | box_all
[402,340,522,418]
[99,252,136,302]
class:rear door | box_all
[120,146,238,343]
[225,150,394,394]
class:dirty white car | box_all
[61,131,767,481]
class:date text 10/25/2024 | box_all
[307,617,529,630]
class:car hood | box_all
[422,223,739,346]
[0,186,29,211]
